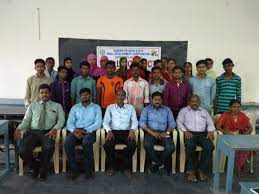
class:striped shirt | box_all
[216,73,241,113]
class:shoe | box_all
[39,172,47,181]
[124,170,133,178]
[148,163,158,173]
[187,171,198,182]
[30,162,40,179]
[85,170,94,179]
[197,170,209,181]
[68,171,79,180]
[158,165,167,176]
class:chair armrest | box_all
[100,128,106,145]
[61,128,67,146]
[95,128,101,145]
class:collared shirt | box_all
[123,77,150,117]
[71,75,97,103]
[177,106,215,132]
[44,69,57,81]
[149,79,166,97]
[66,102,102,132]
[163,80,191,110]
[24,74,52,107]
[139,105,176,132]
[216,73,241,113]
[50,79,71,114]
[189,76,216,113]
[103,103,138,132]
[18,100,65,133]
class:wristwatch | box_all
[166,131,170,135]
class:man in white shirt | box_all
[103,89,138,176]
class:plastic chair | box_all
[61,128,100,172]
[178,129,219,173]
[139,129,178,174]
[100,128,138,172]
[18,129,61,176]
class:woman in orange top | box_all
[216,99,253,174]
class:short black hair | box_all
[173,66,184,73]
[57,66,68,72]
[38,84,50,92]
[188,94,200,101]
[63,57,72,65]
[130,62,140,69]
[205,58,213,63]
[80,61,90,69]
[79,88,91,95]
[229,99,241,107]
[106,60,116,67]
[151,66,162,72]
[46,57,55,63]
[161,57,168,61]
[154,59,162,66]
[196,60,207,67]
[222,58,234,66]
[116,89,126,96]
[151,91,163,99]
[34,59,45,65]
[141,58,147,63]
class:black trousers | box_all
[18,130,54,174]
[185,132,214,173]
[144,132,175,167]
[103,130,137,170]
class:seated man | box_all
[65,88,102,180]
[177,94,215,182]
[14,84,65,181]
[139,91,176,175]
[103,89,138,176]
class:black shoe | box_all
[68,171,79,180]
[39,172,47,181]
[85,170,94,179]
[30,162,40,179]
[148,163,158,173]
[158,165,167,176]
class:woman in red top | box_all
[216,99,253,174]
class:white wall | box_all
[0,0,259,101]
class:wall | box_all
[0,0,259,102]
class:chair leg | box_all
[100,129,106,172]
[54,130,60,174]
[139,129,145,172]
[62,129,67,173]
[172,130,177,174]
[132,130,139,172]
[179,130,185,173]
[19,157,23,176]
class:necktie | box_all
[38,102,46,130]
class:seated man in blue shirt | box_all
[139,91,176,175]
[65,88,102,180]
[103,89,138,177]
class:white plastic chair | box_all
[100,128,138,172]
[139,129,178,174]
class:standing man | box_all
[177,95,215,182]
[103,89,138,176]
[123,63,149,117]
[139,91,176,175]
[71,61,96,105]
[24,59,52,108]
[65,88,102,180]
[216,58,241,114]
[50,66,71,116]
[189,60,216,114]
[97,60,123,116]
[15,84,65,181]
[149,66,167,96]
[45,57,57,81]
[163,66,191,119]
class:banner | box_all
[96,46,161,70]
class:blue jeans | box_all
[65,131,96,173]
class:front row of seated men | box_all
[14,84,215,182]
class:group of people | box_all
[13,54,252,183]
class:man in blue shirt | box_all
[189,60,216,114]
[103,89,138,176]
[139,91,176,175]
[65,88,102,180]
